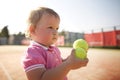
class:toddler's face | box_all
[33,14,60,47]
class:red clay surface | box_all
[0,46,120,80]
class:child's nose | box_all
[53,29,58,34]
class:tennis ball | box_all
[73,39,88,51]
[73,39,88,59]
[75,48,87,59]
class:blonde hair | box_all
[25,7,60,38]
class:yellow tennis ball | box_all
[73,39,88,51]
[75,48,87,59]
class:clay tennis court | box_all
[0,46,120,80]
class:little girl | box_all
[21,7,88,80]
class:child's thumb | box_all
[71,49,75,56]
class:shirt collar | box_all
[30,41,48,50]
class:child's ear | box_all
[29,25,35,34]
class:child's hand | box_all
[66,49,89,69]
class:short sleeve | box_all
[21,47,46,72]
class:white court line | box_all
[0,63,13,80]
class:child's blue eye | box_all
[48,26,53,29]
[48,26,59,30]
[56,28,59,30]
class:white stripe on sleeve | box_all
[25,64,45,72]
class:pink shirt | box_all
[21,41,67,80]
